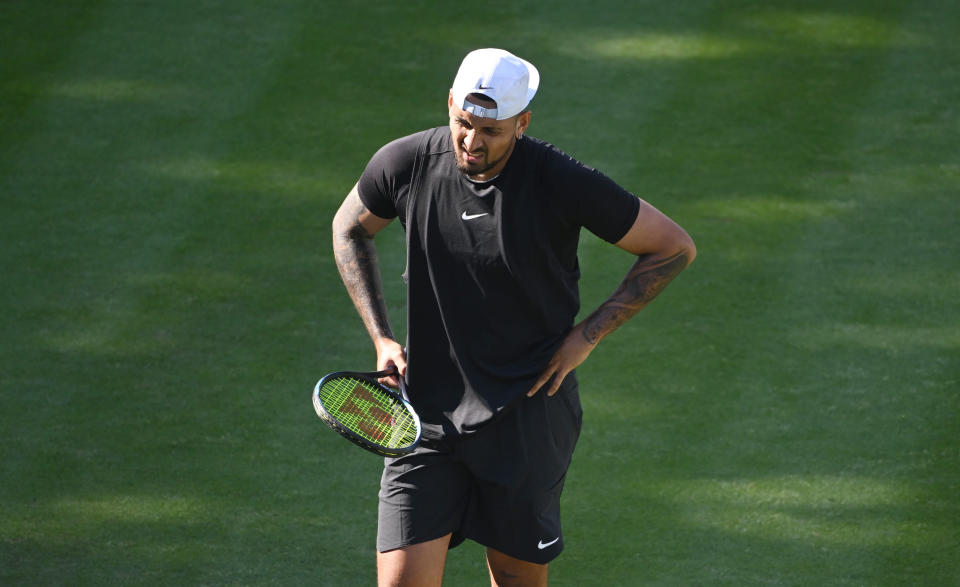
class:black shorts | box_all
[377,373,582,565]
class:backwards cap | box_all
[450,48,539,120]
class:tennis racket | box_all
[312,367,421,457]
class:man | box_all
[332,48,696,586]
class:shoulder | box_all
[512,135,559,167]
[516,136,640,242]
[365,128,449,175]
[419,126,452,154]
[521,137,604,179]
[512,136,603,188]
[513,135,621,197]
[371,127,438,163]
[357,127,450,219]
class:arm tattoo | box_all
[581,251,690,344]
[332,197,394,341]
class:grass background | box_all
[2,0,957,584]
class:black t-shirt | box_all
[357,127,640,436]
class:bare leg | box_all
[377,533,451,587]
[486,547,548,587]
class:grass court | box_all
[2,1,958,584]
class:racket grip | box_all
[398,373,411,404]
[377,366,411,403]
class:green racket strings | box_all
[320,377,418,448]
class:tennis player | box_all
[332,48,696,586]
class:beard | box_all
[456,152,496,176]
[454,140,514,179]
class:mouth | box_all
[460,146,485,165]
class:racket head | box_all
[312,370,421,457]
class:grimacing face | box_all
[447,92,531,181]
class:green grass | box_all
[2,0,958,585]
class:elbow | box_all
[331,208,359,245]
[331,217,347,247]
[669,226,696,268]
[682,232,697,266]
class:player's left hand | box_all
[527,324,597,397]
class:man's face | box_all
[448,93,530,181]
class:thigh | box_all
[461,373,583,564]
[377,533,452,587]
[377,444,472,553]
[486,547,549,587]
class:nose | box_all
[462,129,482,152]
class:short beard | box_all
[456,153,497,177]
[454,138,515,179]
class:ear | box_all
[516,110,532,138]
[447,91,455,112]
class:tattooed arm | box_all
[579,250,691,344]
[528,199,696,397]
[332,184,406,385]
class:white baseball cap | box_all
[450,48,540,120]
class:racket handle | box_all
[398,372,411,404]
[375,366,411,403]
[398,347,410,403]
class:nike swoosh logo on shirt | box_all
[461,211,489,220]
[537,537,560,550]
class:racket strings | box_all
[319,377,418,448]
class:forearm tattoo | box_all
[332,199,394,341]
[581,251,690,344]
